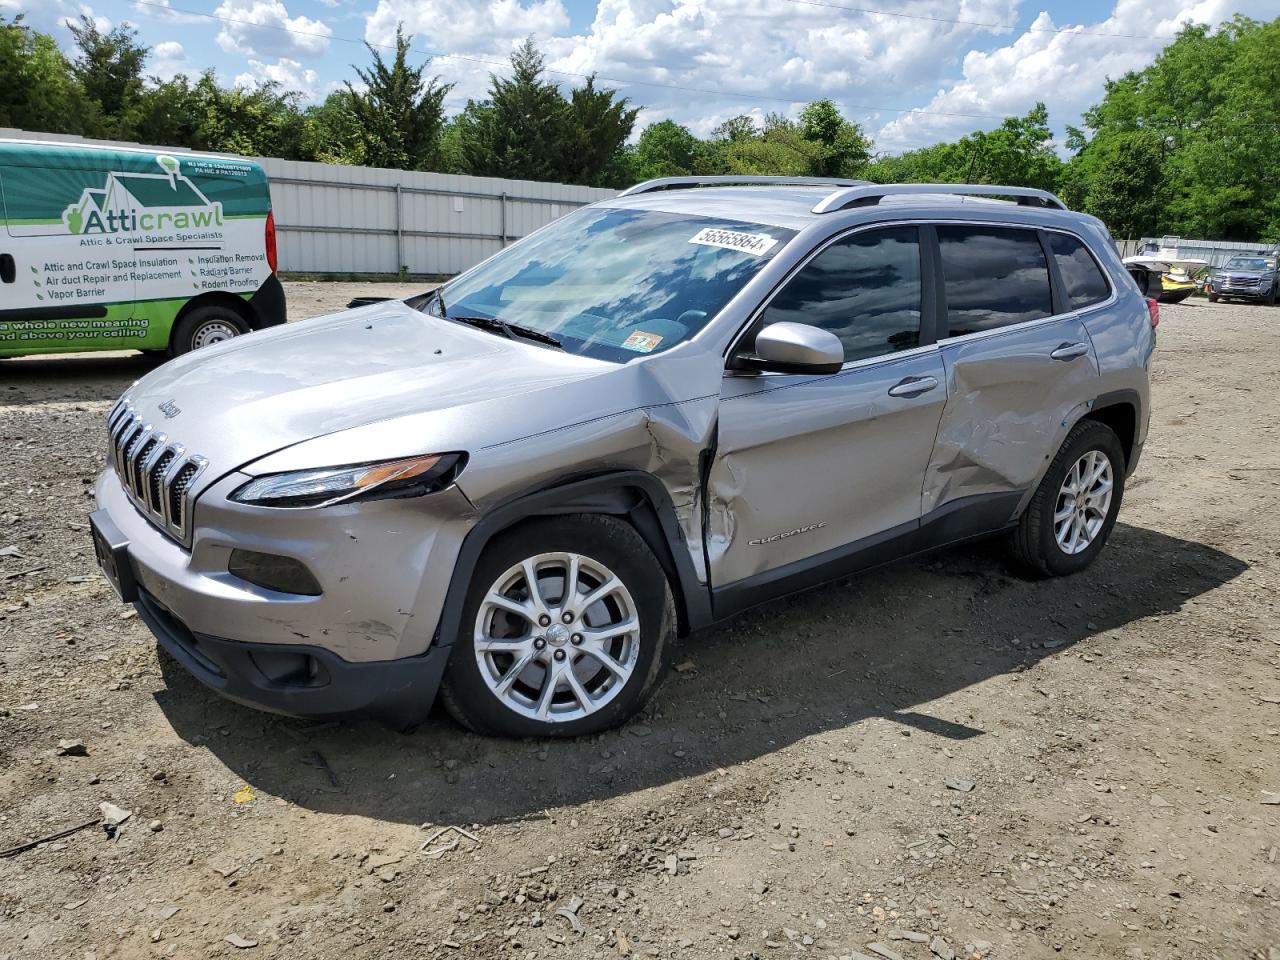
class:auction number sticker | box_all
[688,227,778,256]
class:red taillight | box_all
[265,210,278,274]
[1145,297,1160,328]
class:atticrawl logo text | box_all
[62,155,223,235]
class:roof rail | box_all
[811,183,1068,214]
[618,176,869,197]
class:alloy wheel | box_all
[474,552,640,722]
[1054,449,1114,555]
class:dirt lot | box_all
[1,289,1278,960]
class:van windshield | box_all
[435,206,796,362]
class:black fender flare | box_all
[1083,388,1144,476]
[433,471,713,650]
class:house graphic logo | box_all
[62,155,224,235]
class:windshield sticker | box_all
[622,331,663,353]
[688,227,778,257]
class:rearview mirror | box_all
[735,322,844,375]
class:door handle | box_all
[1050,342,1088,361]
[887,375,939,398]
[0,254,14,284]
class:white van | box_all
[0,139,285,358]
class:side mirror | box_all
[734,322,844,375]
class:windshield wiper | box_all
[447,313,563,349]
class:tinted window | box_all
[760,226,921,363]
[1048,232,1109,309]
[938,226,1052,336]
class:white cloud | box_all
[235,56,322,99]
[213,0,331,58]
[1,0,105,36]
[542,0,1020,127]
[876,0,1280,150]
[149,38,189,79]
[355,0,1030,137]
[362,0,572,102]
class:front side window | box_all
[1048,232,1110,309]
[758,226,922,364]
[938,225,1053,336]
[436,207,796,363]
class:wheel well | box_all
[174,291,255,333]
[437,473,711,652]
[500,486,696,636]
[1084,401,1136,469]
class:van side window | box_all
[760,226,921,363]
[1047,232,1110,309]
[937,225,1052,336]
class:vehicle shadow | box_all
[0,353,160,405]
[154,521,1246,826]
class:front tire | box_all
[170,305,250,356]
[439,514,676,737]
[1011,420,1126,577]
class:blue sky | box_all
[3,0,1272,152]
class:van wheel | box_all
[1010,420,1126,578]
[170,306,250,356]
[1207,294,1218,302]
[439,514,676,738]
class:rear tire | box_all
[439,514,676,738]
[1011,420,1126,578]
[170,305,250,356]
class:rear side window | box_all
[938,225,1052,336]
[760,226,921,363]
[1048,232,1110,309]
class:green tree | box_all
[1060,129,1167,237]
[0,15,90,134]
[301,90,366,165]
[68,15,149,137]
[1064,16,1280,241]
[798,99,872,177]
[461,39,571,182]
[865,103,1062,190]
[346,25,452,170]
[561,75,638,187]
[632,119,701,179]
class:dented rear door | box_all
[923,223,1099,516]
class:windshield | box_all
[1223,257,1276,270]
[436,206,796,362]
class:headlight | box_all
[230,453,465,508]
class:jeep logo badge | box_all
[158,399,181,419]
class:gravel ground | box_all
[1,293,1278,960]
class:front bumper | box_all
[136,589,449,727]
[92,465,476,725]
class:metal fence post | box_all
[500,192,508,247]
[394,183,404,274]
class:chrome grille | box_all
[106,398,208,544]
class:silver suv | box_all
[90,178,1154,737]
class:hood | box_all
[120,301,624,488]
